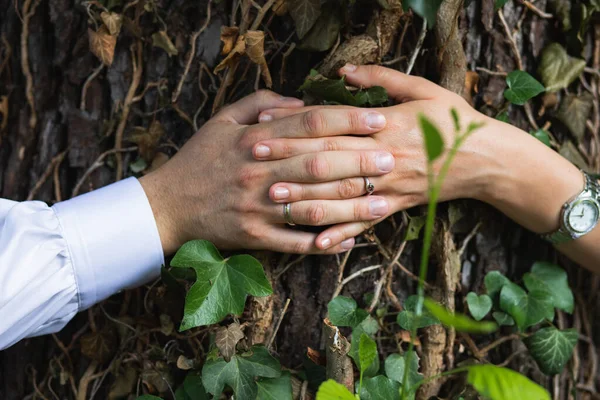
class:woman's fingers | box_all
[269,177,379,202]
[339,64,446,103]
[272,196,389,226]
[266,227,355,254]
[270,150,395,183]
[315,219,382,250]
[215,90,305,125]
[254,136,377,160]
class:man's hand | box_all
[139,90,395,255]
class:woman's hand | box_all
[255,65,583,251]
[139,89,395,255]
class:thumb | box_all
[338,64,446,103]
[215,89,304,125]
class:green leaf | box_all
[288,0,321,39]
[495,0,508,10]
[466,293,493,321]
[559,140,589,171]
[499,283,554,331]
[151,31,178,56]
[467,364,551,400]
[171,240,272,330]
[136,396,163,400]
[202,345,281,400]
[315,379,355,400]
[418,114,445,162]
[385,352,423,399]
[524,262,574,314]
[359,334,378,382]
[350,317,380,377]
[299,4,342,52]
[538,43,586,92]
[402,0,443,26]
[530,129,551,147]
[556,93,593,142]
[175,373,208,400]
[492,311,515,327]
[451,108,461,132]
[328,296,369,328]
[484,271,511,301]
[257,371,293,400]
[423,298,498,333]
[298,74,388,106]
[504,71,545,105]
[548,0,571,31]
[363,86,389,105]
[405,215,426,241]
[525,327,578,376]
[360,375,400,400]
[496,111,509,123]
[397,296,439,331]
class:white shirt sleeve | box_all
[0,177,164,350]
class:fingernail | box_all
[369,198,388,217]
[321,237,332,249]
[273,187,290,200]
[342,63,357,73]
[279,96,304,106]
[366,112,386,129]
[255,144,271,158]
[376,152,394,172]
[259,114,273,122]
[341,238,355,250]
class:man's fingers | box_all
[253,136,377,160]
[269,177,380,202]
[266,227,355,254]
[272,197,389,226]
[215,90,304,125]
[339,64,446,103]
[258,108,386,140]
[315,219,382,250]
[270,150,395,183]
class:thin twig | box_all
[80,64,105,110]
[479,333,521,356]
[331,264,383,299]
[21,0,41,130]
[406,21,427,75]
[27,150,67,201]
[475,67,507,77]
[368,241,407,312]
[267,298,290,350]
[518,0,553,18]
[72,146,137,197]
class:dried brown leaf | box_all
[108,366,138,400]
[148,152,169,173]
[176,355,194,370]
[245,31,273,88]
[152,31,178,56]
[214,35,246,74]
[215,322,245,361]
[88,26,117,66]
[0,95,8,132]
[273,0,288,16]
[306,347,326,365]
[80,327,117,363]
[220,26,240,55]
[100,11,123,36]
[129,120,165,162]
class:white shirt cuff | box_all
[52,178,165,311]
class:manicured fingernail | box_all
[341,238,355,250]
[342,63,357,73]
[376,152,394,172]
[369,198,388,217]
[255,144,271,158]
[321,237,332,249]
[366,112,386,129]
[279,96,304,106]
[259,114,273,122]
[273,187,290,200]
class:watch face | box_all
[567,199,600,233]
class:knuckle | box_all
[302,110,326,136]
[337,178,358,199]
[305,155,330,180]
[237,165,266,188]
[256,89,276,102]
[307,203,327,225]
[348,110,362,131]
[358,152,373,175]
[371,66,389,81]
[353,201,364,221]
[290,240,310,254]
[322,138,339,152]
[241,220,263,241]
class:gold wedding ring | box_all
[283,203,296,226]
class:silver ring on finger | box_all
[363,177,375,196]
[283,203,296,226]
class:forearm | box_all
[479,120,599,272]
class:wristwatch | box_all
[542,172,600,244]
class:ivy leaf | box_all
[315,379,355,400]
[538,43,586,92]
[499,283,554,331]
[175,373,208,400]
[495,0,508,10]
[467,364,551,400]
[548,0,572,31]
[466,293,493,321]
[288,0,321,39]
[215,322,245,361]
[424,298,498,333]
[350,317,380,377]
[484,271,511,301]
[299,4,342,52]
[359,375,400,400]
[403,0,444,27]
[418,114,445,162]
[299,75,358,106]
[152,31,178,56]
[136,396,163,400]
[171,240,272,330]
[504,71,545,105]
[405,215,426,241]
[88,26,117,66]
[358,86,389,106]
[492,311,515,327]
[328,296,368,328]
[524,327,578,375]
[556,93,593,142]
[385,352,423,400]
[359,334,378,382]
[397,295,439,331]
[530,129,552,147]
[524,262,574,314]
[202,345,281,400]
[256,371,293,400]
